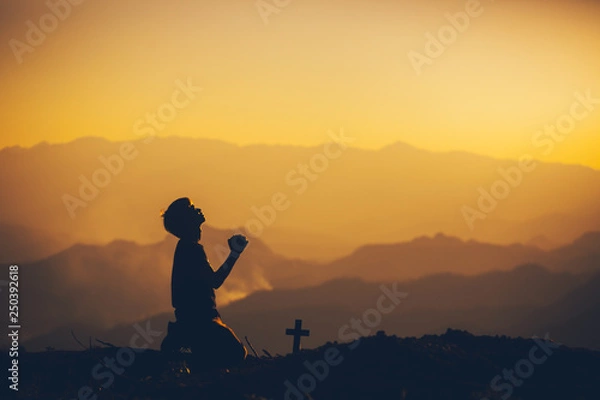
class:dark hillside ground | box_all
[7,330,599,400]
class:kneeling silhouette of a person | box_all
[160,197,248,369]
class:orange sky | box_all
[1,0,599,168]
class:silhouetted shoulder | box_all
[174,240,209,263]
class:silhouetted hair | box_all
[162,197,193,239]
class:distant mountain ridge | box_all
[324,231,600,281]
[21,265,599,353]
[1,136,599,261]
[5,229,600,349]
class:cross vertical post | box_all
[286,319,310,354]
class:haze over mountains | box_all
[1,136,599,356]
[1,136,600,261]
[4,227,599,352]
[20,261,600,354]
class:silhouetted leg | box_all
[160,321,180,353]
[211,317,247,367]
[191,317,247,369]
[161,320,194,353]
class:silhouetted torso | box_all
[171,240,217,320]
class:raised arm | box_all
[212,234,249,289]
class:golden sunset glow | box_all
[1,0,599,167]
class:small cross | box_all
[286,319,310,354]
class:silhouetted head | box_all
[162,197,205,241]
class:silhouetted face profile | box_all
[162,197,206,242]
